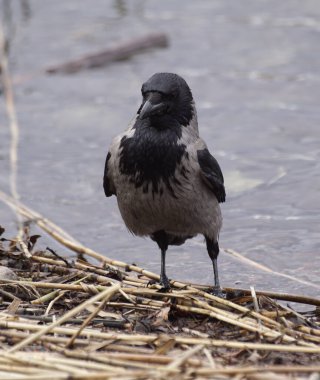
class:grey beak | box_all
[139,100,166,120]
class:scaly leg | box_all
[205,237,225,298]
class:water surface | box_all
[1,0,319,297]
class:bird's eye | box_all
[169,91,178,99]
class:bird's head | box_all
[138,73,195,127]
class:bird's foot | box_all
[208,286,226,299]
[159,275,171,292]
[146,279,157,287]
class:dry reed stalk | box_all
[5,283,120,353]
[72,371,156,380]
[165,344,204,371]
[93,344,153,354]
[175,304,305,345]
[188,287,320,344]
[0,24,23,239]
[1,317,320,353]
[4,353,89,376]
[105,302,160,311]
[29,254,318,346]
[1,272,316,352]
[76,258,118,271]
[31,276,89,305]
[92,352,175,365]
[51,349,130,374]
[124,296,165,307]
[0,191,80,245]
[224,248,320,290]
[188,296,320,344]
[30,256,122,282]
[0,278,180,307]
[66,297,109,348]
[20,352,125,373]
[1,279,319,349]
[189,295,276,330]
[0,289,19,301]
[193,365,320,376]
[224,287,320,307]
[181,327,209,339]
[0,360,57,375]
[174,336,320,353]
[46,33,168,74]
[59,350,177,372]
[202,348,216,368]
[0,280,104,292]
[44,292,67,316]
[0,364,68,380]
[296,325,320,337]
[0,330,90,346]
[121,278,150,286]
[250,286,260,313]
[118,288,136,304]
[125,288,198,298]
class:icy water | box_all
[1,0,320,297]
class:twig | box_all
[165,344,204,370]
[66,297,108,348]
[6,283,120,353]
[46,33,169,74]
[1,318,320,353]
[250,286,260,313]
[175,304,302,345]
[223,286,320,307]
[46,247,71,267]
[194,365,320,376]
[0,21,23,238]
[0,189,81,244]
[224,248,320,290]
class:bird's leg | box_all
[152,230,171,290]
[205,237,225,298]
[160,248,170,290]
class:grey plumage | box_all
[104,73,226,295]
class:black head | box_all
[138,73,194,127]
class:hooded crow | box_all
[104,73,226,296]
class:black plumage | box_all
[103,152,114,197]
[197,148,226,203]
[119,126,187,197]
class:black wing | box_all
[103,152,115,197]
[197,148,226,203]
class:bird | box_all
[103,73,226,296]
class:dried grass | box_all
[0,225,319,379]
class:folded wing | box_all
[103,152,116,197]
[197,148,226,203]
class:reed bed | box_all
[0,225,319,380]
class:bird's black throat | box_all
[119,118,187,197]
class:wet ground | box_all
[1,0,319,296]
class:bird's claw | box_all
[146,279,157,287]
[209,286,226,299]
[158,286,171,293]
[159,276,171,292]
